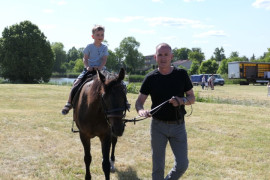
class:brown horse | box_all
[73,68,129,180]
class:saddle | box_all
[71,71,97,107]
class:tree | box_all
[106,49,120,72]
[188,60,200,75]
[230,51,239,58]
[250,54,256,61]
[51,42,67,73]
[115,37,144,73]
[67,47,79,62]
[0,20,54,83]
[73,58,84,72]
[213,47,226,62]
[199,59,218,74]
[260,48,270,62]
[188,48,205,64]
[217,59,228,74]
[172,47,191,61]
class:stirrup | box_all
[61,103,72,115]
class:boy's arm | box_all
[98,56,108,70]
[84,54,94,71]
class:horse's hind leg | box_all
[80,133,91,180]
[110,136,117,172]
[101,134,111,180]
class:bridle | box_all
[101,83,130,125]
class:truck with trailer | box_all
[228,61,270,85]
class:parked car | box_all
[191,74,225,86]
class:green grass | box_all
[0,84,270,179]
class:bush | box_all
[128,74,145,82]
[127,83,139,94]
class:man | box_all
[135,43,195,180]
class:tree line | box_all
[0,20,270,83]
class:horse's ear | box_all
[117,68,125,82]
[97,70,106,83]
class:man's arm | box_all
[169,89,195,106]
[135,93,151,117]
[185,89,195,105]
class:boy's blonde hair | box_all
[92,25,105,34]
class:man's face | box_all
[154,46,173,69]
[92,30,104,43]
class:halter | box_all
[101,83,130,125]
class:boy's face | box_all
[92,30,104,44]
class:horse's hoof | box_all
[110,160,116,173]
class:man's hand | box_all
[169,96,181,107]
[138,109,151,118]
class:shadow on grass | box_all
[115,166,141,180]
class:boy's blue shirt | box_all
[83,43,109,67]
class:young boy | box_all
[61,25,109,115]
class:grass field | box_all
[0,84,269,180]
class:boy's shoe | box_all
[61,103,72,115]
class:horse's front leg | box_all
[110,135,117,172]
[80,133,92,180]
[101,134,112,180]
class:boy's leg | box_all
[61,78,82,115]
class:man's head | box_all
[155,43,172,54]
[92,25,105,44]
[154,43,173,69]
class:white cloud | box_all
[40,24,57,30]
[42,9,54,14]
[106,16,144,23]
[130,28,155,34]
[194,30,228,38]
[50,0,67,6]
[145,17,211,29]
[106,16,212,30]
[160,36,178,40]
[252,0,270,10]
[192,40,209,44]
[152,0,163,3]
[184,0,205,2]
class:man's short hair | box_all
[156,43,172,53]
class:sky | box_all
[0,0,270,60]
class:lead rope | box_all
[124,97,193,124]
[123,99,170,124]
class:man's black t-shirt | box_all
[140,67,193,121]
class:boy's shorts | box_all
[78,68,88,79]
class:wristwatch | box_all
[182,97,187,105]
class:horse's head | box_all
[98,68,128,136]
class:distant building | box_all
[144,54,156,70]
[143,55,192,70]
[172,60,192,70]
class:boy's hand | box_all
[86,67,93,71]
